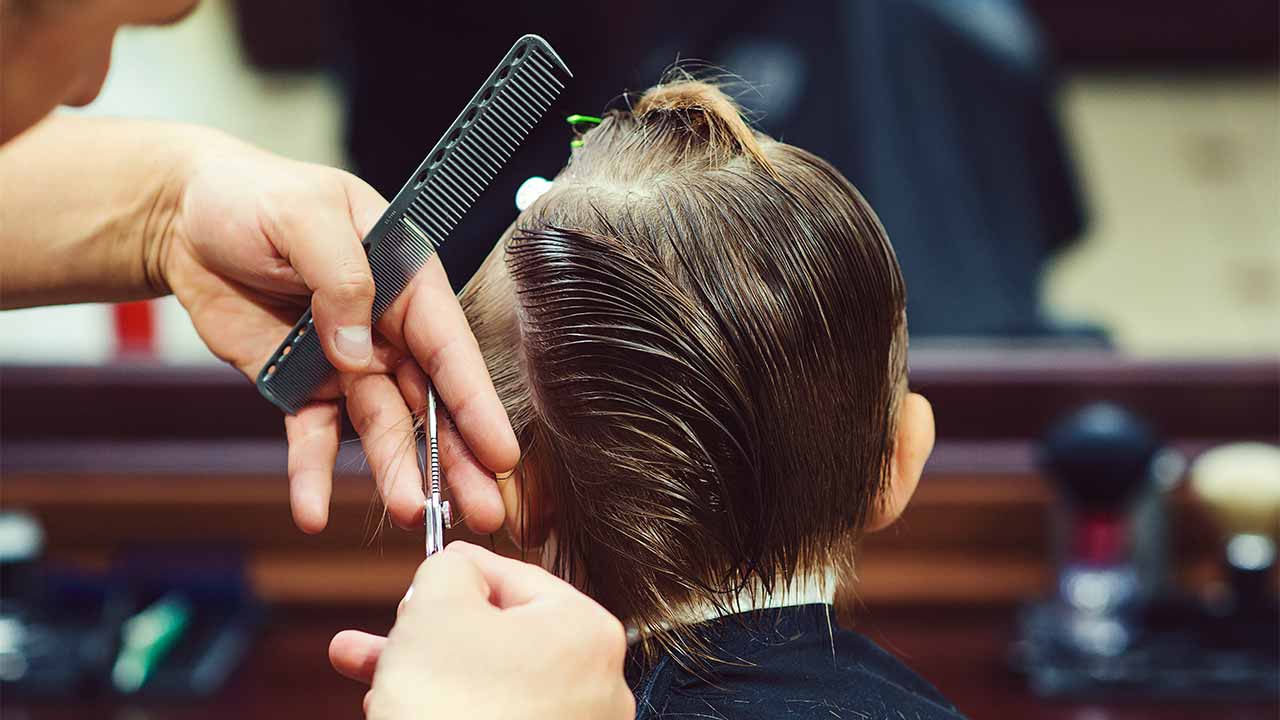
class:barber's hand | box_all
[329,543,634,720]
[160,135,518,533]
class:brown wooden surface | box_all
[230,0,1280,73]
[0,463,1240,606]
[3,353,1275,446]
[1025,0,1279,67]
[5,604,1275,720]
[2,353,1276,716]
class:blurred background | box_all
[1,1,1277,718]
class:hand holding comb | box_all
[256,35,571,414]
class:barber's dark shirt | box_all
[626,604,967,720]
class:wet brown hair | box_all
[460,77,907,657]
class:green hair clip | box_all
[567,114,602,151]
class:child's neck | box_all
[624,567,837,645]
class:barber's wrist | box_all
[136,145,187,298]
[143,122,245,298]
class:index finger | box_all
[380,258,520,476]
[395,360,505,532]
[329,630,385,684]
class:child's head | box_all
[460,77,935,643]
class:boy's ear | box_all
[866,392,935,533]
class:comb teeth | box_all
[369,218,434,317]
[256,35,570,414]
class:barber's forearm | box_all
[0,115,216,308]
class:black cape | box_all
[626,604,968,720]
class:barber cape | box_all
[625,603,968,720]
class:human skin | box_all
[331,543,635,720]
[2,7,635,717]
[0,0,518,533]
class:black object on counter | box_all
[0,535,263,700]
[1015,404,1279,700]
[1041,402,1161,514]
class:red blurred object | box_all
[1073,512,1130,566]
[113,300,155,356]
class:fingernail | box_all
[335,326,372,364]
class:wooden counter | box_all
[5,604,1275,720]
[2,350,1276,716]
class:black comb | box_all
[256,35,570,414]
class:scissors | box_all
[424,383,452,556]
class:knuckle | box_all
[326,271,375,306]
[337,372,359,397]
[419,334,468,380]
[438,421,478,467]
[564,599,626,656]
[446,387,489,435]
[349,402,386,438]
[293,416,333,444]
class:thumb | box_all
[339,170,390,241]
[278,170,387,372]
[402,550,494,621]
[446,541,575,609]
[284,223,376,371]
